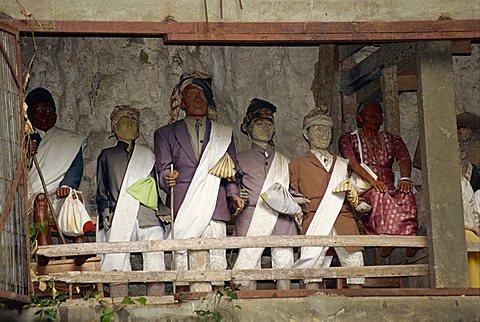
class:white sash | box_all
[293,156,348,269]
[28,127,86,202]
[233,152,289,270]
[170,122,232,239]
[101,144,155,272]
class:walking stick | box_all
[170,163,176,294]
[33,155,67,244]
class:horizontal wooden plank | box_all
[398,74,417,92]
[31,257,100,275]
[177,288,480,300]
[4,19,480,42]
[37,264,429,283]
[36,235,429,257]
[0,289,30,304]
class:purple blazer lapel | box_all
[173,120,197,165]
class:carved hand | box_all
[370,179,389,193]
[231,195,245,214]
[398,180,413,193]
[165,170,179,187]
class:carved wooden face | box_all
[28,101,57,132]
[306,124,331,150]
[181,84,208,117]
[113,116,139,142]
[249,117,275,143]
[358,103,383,130]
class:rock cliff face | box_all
[21,38,480,213]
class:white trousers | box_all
[174,220,226,286]
[236,247,294,289]
[306,229,365,285]
[104,219,166,272]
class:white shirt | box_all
[310,149,333,172]
[184,115,207,160]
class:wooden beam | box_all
[342,43,415,95]
[398,75,417,92]
[188,250,211,292]
[452,41,472,55]
[338,45,365,61]
[37,265,429,284]
[4,19,480,42]
[35,235,429,257]
[356,79,380,103]
[416,41,469,288]
[0,289,30,304]
[382,65,400,135]
[177,288,480,300]
[312,44,336,113]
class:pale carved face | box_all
[113,116,139,142]
[306,124,332,150]
[249,118,275,143]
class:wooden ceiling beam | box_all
[4,19,480,43]
[341,43,415,95]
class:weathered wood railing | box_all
[32,235,478,286]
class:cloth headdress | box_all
[169,71,217,124]
[240,98,277,135]
[25,87,55,110]
[110,105,140,131]
[303,107,333,130]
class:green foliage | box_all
[31,281,68,322]
[29,220,48,248]
[83,292,147,321]
[193,287,241,322]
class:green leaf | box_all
[121,297,135,305]
[193,309,210,316]
[135,297,147,306]
[57,293,69,303]
[29,227,36,238]
[44,308,57,321]
[101,312,114,322]
[213,311,223,322]
[101,306,114,322]
[226,289,238,300]
[98,300,110,306]
[48,280,54,289]
[215,290,223,298]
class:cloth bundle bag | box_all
[350,131,378,194]
[127,177,159,210]
[260,182,303,232]
[57,189,95,236]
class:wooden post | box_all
[416,41,469,288]
[188,250,212,292]
[382,65,400,136]
[312,44,336,114]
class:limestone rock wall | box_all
[21,37,316,211]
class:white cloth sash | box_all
[293,156,348,269]
[28,127,86,201]
[233,151,289,271]
[170,122,232,240]
[101,144,155,272]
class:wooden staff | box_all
[33,156,66,244]
[170,163,176,293]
